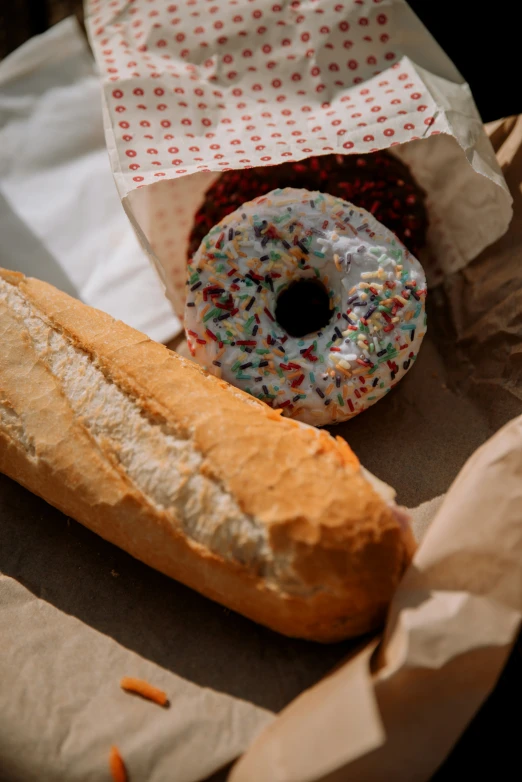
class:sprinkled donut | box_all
[188,151,428,261]
[185,188,427,426]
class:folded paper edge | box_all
[228,414,522,782]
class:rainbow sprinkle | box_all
[185,188,427,426]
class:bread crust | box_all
[0,269,414,641]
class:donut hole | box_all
[275,279,332,338]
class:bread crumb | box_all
[120,677,168,707]
[109,746,127,782]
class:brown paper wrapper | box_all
[2,116,521,781]
[231,414,522,781]
[228,117,522,781]
[1,3,521,779]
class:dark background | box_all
[409,3,519,123]
[0,2,520,781]
[0,1,518,123]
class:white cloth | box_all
[0,17,181,343]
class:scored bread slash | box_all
[0,268,416,642]
[109,746,128,782]
[120,677,169,707]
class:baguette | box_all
[0,269,415,642]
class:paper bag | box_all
[85,0,512,316]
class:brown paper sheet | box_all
[0,476,275,782]
[2,136,521,778]
[177,116,522,779]
[228,117,522,780]
[1,13,522,782]
[0,577,272,782]
[231,415,522,782]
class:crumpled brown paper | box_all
[230,414,522,782]
[0,575,273,782]
[1,118,521,781]
[227,115,522,782]
[0,472,276,782]
[1,5,522,782]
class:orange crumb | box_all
[109,746,127,782]
[120,677,168,707]
[316,430,336,456]
[335,436,360,469]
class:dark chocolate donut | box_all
[188,152,428,260]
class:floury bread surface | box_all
[0,269,415,641]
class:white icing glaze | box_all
[185,188,427,425]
